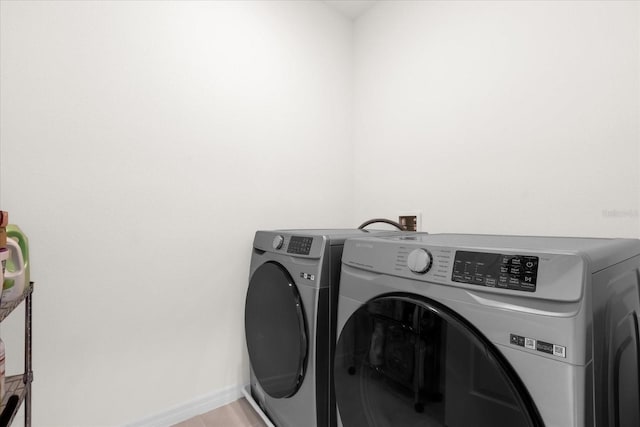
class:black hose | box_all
[358,218,405,231]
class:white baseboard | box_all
[241,385,275,427]
[124,384,245,427]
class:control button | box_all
[407,248,433,274]
[553,345,566,358]
[509,267,521,275]
[536,341,554,355]
[525,337,536,350]
[525,261,535,269]
[485,278,497,286]
[510,334,525,347]
[272,235,284,250]
[522,275,534,284]
[511,258,522,266]
[500,266,509,274]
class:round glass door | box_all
[245,262,307,398]
[334,295,544,427]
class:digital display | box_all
[287,236,313,255]
[452,251,539,292]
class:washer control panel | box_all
[287,236,313,255]
[452,251,539,292]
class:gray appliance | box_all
[245,229,404,427]
[334,233,640,427]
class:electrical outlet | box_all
[398,212,422,231]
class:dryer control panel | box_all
[342,234,589,302]
[452,251,539,292]
[451,251,539,292]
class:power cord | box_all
[358,218,405,231]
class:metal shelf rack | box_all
[0,283,33,427]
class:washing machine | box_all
[245,229,405,427]
[334,233,640,427]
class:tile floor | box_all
[172,398,268,427]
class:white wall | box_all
[0,1,353,425]
[353,0,640,238]
[2,1,639,425]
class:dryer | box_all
[245,229,403,427]
[334,233,640,427]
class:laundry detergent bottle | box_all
[2,225,29,301]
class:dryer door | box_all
[245,261,308,398]
[334,295,544,427]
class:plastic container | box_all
[3,225,29,302]
[2,239,25,302]
[5,225,28,284]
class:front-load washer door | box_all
[245,261,308,399]
[334,294,544,427]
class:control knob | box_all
[272,235,284,250]
[407,248,433,274]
